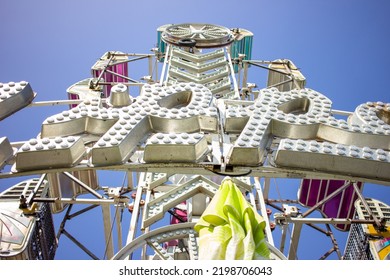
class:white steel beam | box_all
[101,204,114,259]
[288,222,302,260]
[254,177,274,246]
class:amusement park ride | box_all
[0,23,389,260]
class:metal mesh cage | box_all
[343,215,374,260]
[27,202,57,259]
[343,198,390,260]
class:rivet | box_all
[61,143,69,148]
[350,151,359,157]
[310,146,318,152]
[377,155,387,161]
[36,144,44,150]
[323,147,332,153]
[363,153,372,159]
[22,145,30,151]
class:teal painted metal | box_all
[157,24,173,62]
[230,29,253,73]
[157,31,166,62]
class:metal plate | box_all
[162,23,234,48]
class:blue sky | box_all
[1,0,390,260]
